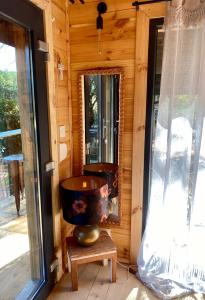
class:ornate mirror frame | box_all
[78,67,124,225]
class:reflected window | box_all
[84,74,119,164]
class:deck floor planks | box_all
[86,263,111,300]
[48,263,205,300]
[48,263,101,300]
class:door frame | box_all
[31,0,62,284]
[143,17,164,235]
[131,3,166,264]
[0,0,60,298]
[29,0,62,281]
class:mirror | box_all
[78,68,124,225]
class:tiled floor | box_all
[48,263,205,300]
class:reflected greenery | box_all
[0,70,21,156]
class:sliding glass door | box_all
[0,1,54,299]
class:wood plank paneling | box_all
[69,0,135,26]
[31,0,72,280]
[51,0,73,273]
[68,0,136,262]
[71,60,135,77]
[70,20,136,45]
[68,0,166,265]
[33,0,166,279]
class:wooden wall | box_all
[51,0,74,272]
[32,0,74,277]
[32,0,166,274]
[51,0,71,181]
[33,0,166,273]
[68,0,136,262]
[68,0,166,263]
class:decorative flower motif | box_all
[100,184,109,198]
[100,214,108,223]
[72,200,87,214]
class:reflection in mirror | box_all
[84,74,119,164]
[83,162,119,224]
[79,68,124,225]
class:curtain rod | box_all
[132,0,171,9]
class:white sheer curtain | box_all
[137,0,205,298]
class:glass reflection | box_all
[84,74,119,164]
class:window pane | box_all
[0,17,44,299]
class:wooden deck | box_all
[48,263,204,300]
[0,191,30,299]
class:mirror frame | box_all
[78,67,124,225]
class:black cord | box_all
[69,0,85,4]
[132,0,171,8]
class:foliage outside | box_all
[0,70,21,157]
[88,75,98,128]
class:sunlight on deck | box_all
[0,232,29,268]
[126,287,139,300]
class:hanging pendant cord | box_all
[132,0,171,9]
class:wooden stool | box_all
[66,231,117,291]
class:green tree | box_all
[0,70,17,102]
[0,70,21,157]
[88,75,98,127]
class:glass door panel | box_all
[0,17,44,299]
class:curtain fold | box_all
[137,0,205,298]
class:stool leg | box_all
[67,252,71,273]
[111,255,117,283]
[71,262,78,291]
[102,259,108,266]
[10,161,20,216]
